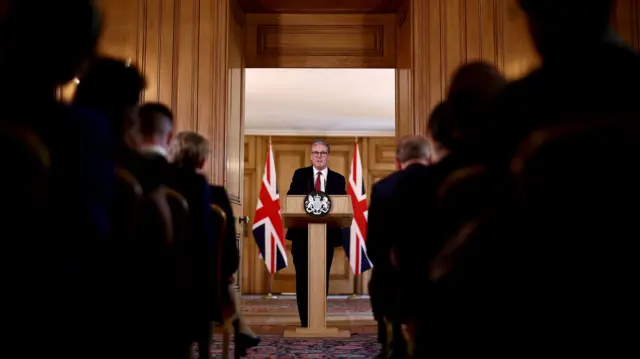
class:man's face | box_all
[311,143,329,170]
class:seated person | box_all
[168,131,259,359]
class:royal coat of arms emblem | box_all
[304,191,332,217]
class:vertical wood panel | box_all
[173,0,198,134]
[501,0,538,79]
[613,0,640,51]
[141,0,160,102]
[227,2,247,291]
[396,0,537,138]
[157,0,176,106]
[98,0,142,62]
[97,0,235,186]
[395,9,413,138]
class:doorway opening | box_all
[241,68,396,296]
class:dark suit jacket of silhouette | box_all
[1,102,114,359]
[167,168,214,324]
[390,156,463,321]
[367,167,410,320]
[285,166,348,247]
[120,148,172,194]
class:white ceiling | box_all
[245,69,395,136]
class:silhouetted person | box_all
[439,0,640,355]
[126,102,175,192]
[484,0,640,164]
[390,102,459,325]
[73,56,146,159]
[0,1,113,359]
[367,135,430,359]
[167,132,216,359]
[391,62,507,357]
[168,131,260,359]
[446,61,507,157]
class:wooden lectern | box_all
[281,194,353,338]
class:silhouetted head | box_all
[426,101,456,163]
[0,0,102,89]
[396,135,430,169]
[448,62,507,99]
[519,0,614,59]
[134,102,174,149]
[447,61,507,147]
[73,57,146,139]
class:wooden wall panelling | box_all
[245,13,396,68]
[98,0,247,287]
[612,0,640,51]
[501,0,539,79]
[97,0,233,186]
[227,1,247,291]
[238,0,406,13]
[396,0,537,137]
[242,135,396,294]
[395,3,414,138]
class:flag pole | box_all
[347,279,358,300]
[348,136,359,300]
[263,269,277,300]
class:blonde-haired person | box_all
[168,131,259,359]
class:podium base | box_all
[283,327,351,338]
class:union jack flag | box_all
[252,142,288,275]
[344,140,373,275]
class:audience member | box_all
[367,135,430,359]
[73,56,146,157]
[126,102,175,192]
[0,1,112,359]
[168,131,260,359]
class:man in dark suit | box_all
[367,135,430,359]
[286,139,347,327]
[126,102,174,192]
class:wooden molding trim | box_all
[245,14,396,68]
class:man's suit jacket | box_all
[121,149,172,194]
[367,165,423,273]
[285,166,348,247]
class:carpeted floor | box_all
[241,296,372,316]
[210,334,380,358]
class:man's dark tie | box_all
[315,172,321,191]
